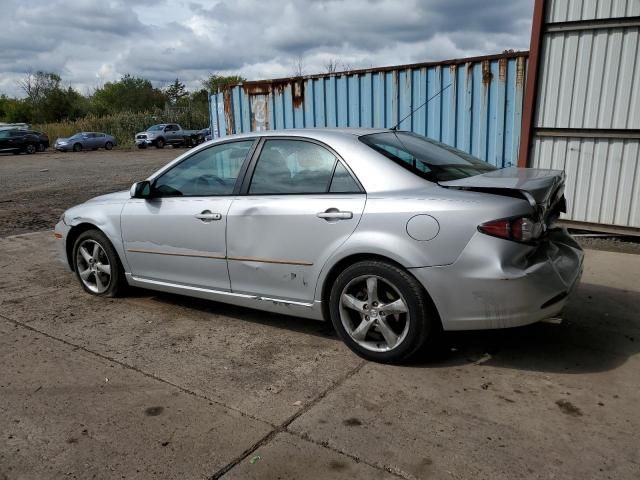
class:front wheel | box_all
[72,143,82,152]
[155,138,165,149]
[72,230,126,297]
[329,260,436,363]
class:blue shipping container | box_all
[210,52,527,168]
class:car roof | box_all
[227,127,388,140]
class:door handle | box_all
[316,209,353,220]
[195,210,222,222]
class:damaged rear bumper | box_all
[410,228,584,331]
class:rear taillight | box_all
[478,217,543,243]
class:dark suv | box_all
[0,129,44,154]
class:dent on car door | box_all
[226,138,366,302]
[120,139,255,290]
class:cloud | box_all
[0,0,532,97]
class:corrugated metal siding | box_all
[532,136,640,227]
[536,26,640,129]
[546,0,640,22]
[210,53,527,168]
[529,1,640,230]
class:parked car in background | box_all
[26,130,50,151]
[55,128,584,363]
[0,129,41,154]
[135,124,204,149]
[54,132,116,152]
[201,128,212,142]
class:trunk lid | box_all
[439,167,566,221]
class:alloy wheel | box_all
[75,240,111,294]
[339,275,410,352]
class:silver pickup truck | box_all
[135,123,205,149]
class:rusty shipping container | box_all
[210,52,528,168]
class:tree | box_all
[325,59,340,74]
[91,74,166,115]
[165,78,188,105]
[292,55,305,77]
[203,74,245,94]
[13,71,88,122]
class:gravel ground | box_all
[0,148,176,237]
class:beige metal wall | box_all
[531,0,640,230]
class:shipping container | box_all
[210,52,528,168]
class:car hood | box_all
[85,190,130,204]
[439,167,565,206]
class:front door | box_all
[121,139,255,290]
[227,138,366,302]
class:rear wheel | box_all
[105,141,113,150]
[25,143,37,154]
[72,230,126,297]
[329,260,436,363]
[155,138,165,149]
[73,143,82,152]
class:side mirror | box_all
[130,180,153,199]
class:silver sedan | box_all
[54,129,583,363]
[54,132,116,152]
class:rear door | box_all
[121,139,256,290]
[226,137,366,302]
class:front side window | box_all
[249,139,360,194]
[153,140,254,196]
[359,131,496,182]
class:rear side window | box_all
[359,131,495,182]
[249,139,361,194]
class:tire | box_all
[72,229,126,297]
[37,143,46,152]
[329,260,436,363]
[105,141,113,150]
[73,143,82,152]
[25,143,37,154]
[155,138,165,149]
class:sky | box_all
[0,0,534,98]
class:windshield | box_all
[359,131,496,182]
[149,125,165,131]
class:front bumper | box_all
[54,220,73,271]
[411,228,584,331]
[135,138,154,146]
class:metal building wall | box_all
[210,52,527,168]
[528,0,640,231]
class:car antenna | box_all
[390,83,452,131]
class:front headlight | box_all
[58,213,67,225]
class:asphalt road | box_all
[1,150,639,479]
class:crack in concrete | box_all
[0,313,274,429]
[1,313,406,478]
[206,359,373,480]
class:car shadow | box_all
[129,282,639,375]
[411,283,639,374]
[128,288,337,340]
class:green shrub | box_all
[34,109,209,148]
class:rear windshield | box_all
[359,131,496,182]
